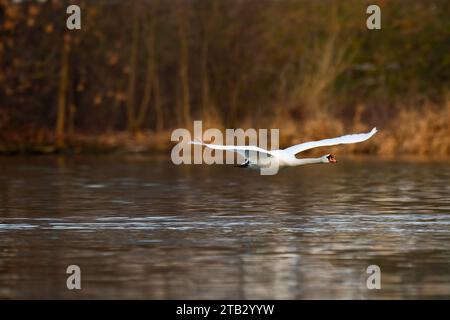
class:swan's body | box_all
[190,127,378,169]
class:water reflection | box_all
[0,156,449,299]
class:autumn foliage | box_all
[0,0,449,155]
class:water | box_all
[0,155,449,299]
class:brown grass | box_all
[377,101,450,156]
[1,100,449,157]
[267,99,450,157]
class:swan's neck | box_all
[292,157,325,166]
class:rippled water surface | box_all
[0,156,449,299]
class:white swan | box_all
[190,127,378,169]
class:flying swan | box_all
[190,127,378,169]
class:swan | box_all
[190,127,378,169]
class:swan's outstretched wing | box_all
[283,127,378,155]
[189,141,275,159]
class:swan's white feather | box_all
[283,127,378,155]
[189,140,275,157]
[189,127,378,167]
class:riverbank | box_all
[1,102,449,156]
[0,131,172,155]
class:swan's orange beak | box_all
[327,154,337,163]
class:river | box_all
[0,155,449,299]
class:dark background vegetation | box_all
[0,0,449,155]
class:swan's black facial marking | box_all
[327,154,337,163]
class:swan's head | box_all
[324,154,337,163]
